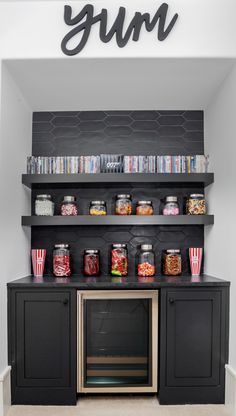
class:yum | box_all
[61,3,179,56]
